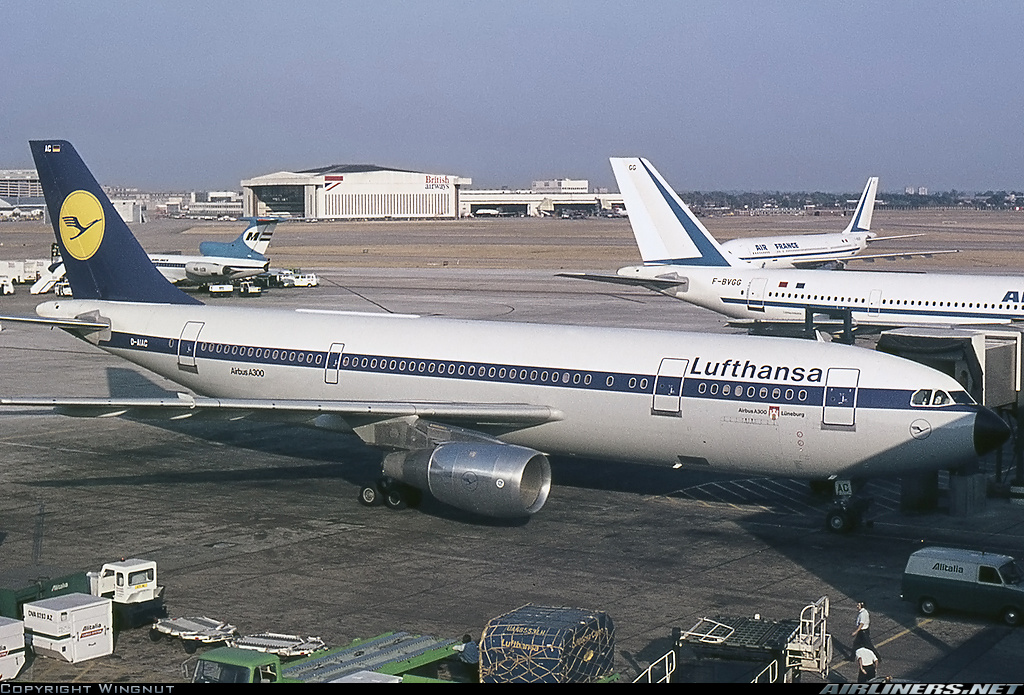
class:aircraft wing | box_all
[0,394,562,428]
[866,233,926,243]
[843,249,960,263]
[556,272,684,290]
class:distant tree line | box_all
[679,189,1024,213]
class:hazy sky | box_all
[2,1,1021,193]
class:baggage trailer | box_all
[152,616,237,653]
[23,593,113,664]
[634,597,832,683]
[190,632,461,683]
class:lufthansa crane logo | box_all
[58,190,105,260]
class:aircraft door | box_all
[652,358,689,416]
[868,289,882,316]
[823,367,859,427]
[177,321,205,372]
[747,278,768,311]
[325,342,345,384]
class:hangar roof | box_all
[297,164,422,175]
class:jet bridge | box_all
[876,326,1024,512]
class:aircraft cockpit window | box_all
[931,390,951,406]
[911,389,932,406]
[951,391,976,405]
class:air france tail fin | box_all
[842,176,878,236]
[610,157,737,267]
[30,140,201,304]
[198,217,278,260]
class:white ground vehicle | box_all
[292,273,319,287]
[208,283,234,296]
[0,276,13,296]
[87,558,166,629]
[237,281,262,296]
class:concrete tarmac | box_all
[2,213,1024,683]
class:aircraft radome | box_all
[0,141,1009,532]
[566,157,1018,343]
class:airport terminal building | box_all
[241,165,472,220]
[242,165,623,220]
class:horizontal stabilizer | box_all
[0,314,109,332]
[557,272,685,290]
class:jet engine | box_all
[382,442,551,518]
[184,260,229,282]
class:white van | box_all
[902,546,1024,626]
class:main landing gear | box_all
[358,476,423,511]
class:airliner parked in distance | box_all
[0,141,1009,532]
[567,158,1023,341]
[32,217,278,294]
[713,177,879,268]
[634,174,948,269]
[144,216,277,285]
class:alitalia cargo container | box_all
[23,593,113,663]
[0,617,26,681]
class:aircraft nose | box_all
[974,407,1011,456]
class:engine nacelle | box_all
[184,260,228,282]
[383,442,551,518]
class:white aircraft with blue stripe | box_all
[147,217,277,285]
[571,158,1022,339]
[0,141,1009,530]
[716,177,882,268]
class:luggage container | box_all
[0,566,90,619]
[479,604,615,683]
[0,617,26,681]
[23,593,113,663]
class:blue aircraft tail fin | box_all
[609,157,737,267]
[198,217,278,260]
[30,140,201,304]
[842,176,878,235]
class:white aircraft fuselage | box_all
[617,264,1024,328]
[719,232,872,268]
[148,254,269,285]
[37,296,987,481]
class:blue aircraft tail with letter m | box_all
[610,157,739,268]
[199,217,278,261]
[30,140,200,304]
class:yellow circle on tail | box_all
[58,190,105,260]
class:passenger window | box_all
[911,389,932,406]
[931,391,950,406]
[979,566,1002,584]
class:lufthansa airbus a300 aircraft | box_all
[570,158,1021,341]
[0,141,1009,531]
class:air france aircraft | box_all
[0,142,1009,531]
[569,158,1024,340]
[715,177,880,268]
